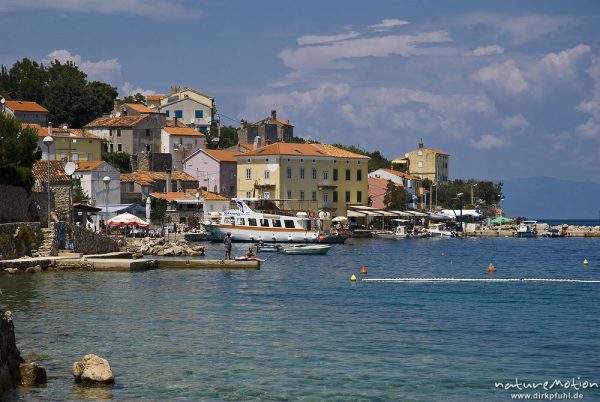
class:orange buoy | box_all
[487,263,496,273]
[360,265,367,275]
[319,235,325,242]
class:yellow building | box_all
[393,141,449,183]
[236,143,369,217]
[30,124,103,163]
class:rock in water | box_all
[20,363,47,386]
[72,354,114,384]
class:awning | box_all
[347,210,368,217]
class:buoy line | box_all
[362,278,600,283]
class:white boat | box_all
[425,223,456,238]
[374,225,411,239]
[204,199,322,243]
[515,220,538,238]
[279,244,332,255]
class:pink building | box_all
[183,149,238,198]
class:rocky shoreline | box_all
[128,237,205,257]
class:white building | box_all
[368,168,423,209]
[75,161,121,207]
[158,87,214,134]
[160,127,206,171]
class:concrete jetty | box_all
[157,259,260,270]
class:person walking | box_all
[223,232,232,260]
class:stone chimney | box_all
[113,99,124,115]
[170,86,180,95]
[265,137,271,146]
[271,110,277,120]
[418,139,424,149]
[165,169,172,192]
[253,136,261,150]
[48,122,53,136]
[240,119,245,129]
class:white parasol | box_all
[107,212,149,228]
[146,197,151,221]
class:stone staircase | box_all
[36,227,57,257]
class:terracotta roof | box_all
[52,127,101,140]
[239,143,254,150]
[125,103,159,114]
[368,177,399,188]
[240,143,368,159]
[121,171,198,186]
[163,127,205,137]
[150,192,195,201]
[22,123,50,137]
[275,117,293,127]
[76,161,107,171]
[423,147,449,156]
[32,160,71,183]
[165,119,189,128]
[382,169,422,181]
[185,188,230,201]
[202,149,238,162]
[146,95,163,101]
[84,115,147,128]
[5,100,48,113]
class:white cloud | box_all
[501,114,530,130]
[0,0,200,19]
[549,131,571,151]
[576,118,600,140]
[470,134,509,150]
[577,56,600,120]
[298,31,360,46]
[497,15,577,45]
[471,45,504,56]
[368,19,410,32]
[121,82,157,97]
[280,30,452,71]
[45,49,121,81]
[473,60,528,94]
[537,44,591,79]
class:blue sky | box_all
[1,0,599,183]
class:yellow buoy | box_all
[351,274,357,281]
[584,259,589,265]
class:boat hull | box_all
[206,224,321,243]
[279,245,332,255]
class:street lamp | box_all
[103,175,111,233]
[0,97,5,112]
[456,192,464,232]
[470,183,478,206]
[500,196,505,216]
[42,136,54,227]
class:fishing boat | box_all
[425,223,456,238]
[515,220,538,238]
[373,225,411,239]
[279,244,332,255]
[205,199,325,243]
[255,242,282,252]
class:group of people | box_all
[223,232,263,261]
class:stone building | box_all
[392,141,450,184]
[158,86,214,134]
[3,100,48,126]
[32,160,73,223]
[237,110,294,145]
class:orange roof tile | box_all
[275,117,293,127]
[240,143,368,159]
[32,160,71,183]
[125,103,159,114]
[5,100,48,113]
[120,171,198,186]
[22,123,50,137]
[163,127,205,137]
[145,95,163,101]
[368,177,399,188]
[76,161,107,171]
[423,147,449,156]
[185,188,230,201]
[202,149,238,162]
[382,169,422,181]
[150,192,195,201]
[165,119,189,128]
[84,115,147,128]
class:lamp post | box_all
[500,196,505,216]
[42,136,54,227]
[0,97,5,112]
[103,176,111,233]
[470,183,478,206]
[456,192,464,232]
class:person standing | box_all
[223,232,232,260]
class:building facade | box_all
[158,87,213,134]
[160,127,206,171]
[75,161,121,207]
[392,142,449,183]
[368,168,422,209]
[238,110,294,145]
[84,115,165,155]
[183,149,237,197]
[236,143,369,217]
[4,100,48,126]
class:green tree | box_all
[2,59,48,103]
[102,152,132,173]
[0,112,42,192]
[331,143,391,172]
[207,125,238,149]
[383,180,412,209]
[150,197,167,223]
[72,177,89,203]
[123,93,146,104]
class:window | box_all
[300,191,305,200]
[264,170,270,180]
[246,191,251,198]
[312,168,317,180]
[287,191,292,199]
[146,129,150,137]
[236,218,246,226]
[418,150,423,156]
[345,191,351,203]
[145,144,151,152]
[109,144,114,152]
[311,191,317,201]
[116,129,121,137]
[333,169,338,181]
[117,143,122,152]
[175,110,183,119]
[165,110,170,117]
[195,110,203,118]
[284,220,295,229]
[323,171,328,181]
[263,192,270,199]
[417,161,423,168]
[246,168,251,180]
[333,191,338,203]
[357,169,362,181]
[357,191,362,203]
[287,167,292,179]
[345,169,351,180]
[323,193,328,203]
[260,219,269,227]
[273,219,282,228]
[300,168,305,179]
[248,218,257,226]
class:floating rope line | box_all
[362,278,600,283]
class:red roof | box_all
[84,115,147,128]
[5,100,48,113]
[423,147,449,156]
[125,103,159,114]
[382,169,422,181]
[240,143,368,159]
[22,123,50,137]
[163,127,205,137]
[150,192,195,201]
[32,160,71,183]
[202,149,238,162]
[76,161,107,171]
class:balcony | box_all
[317,182,337,190]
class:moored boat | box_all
[279,244,332,255]
[515,220,538,238]
[425,223,456,238]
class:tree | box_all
[150,197,167,223]
[72,177,89,203]
[0,111,42,192]
[331,143,391,172]
[102,152,132,173]
[123,93,146,104]
[207,125,238,149]
[3,59,48,103]
[383,180,412,209]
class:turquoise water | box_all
[2,238,600,401]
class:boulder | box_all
[155,238,166,246]
[171,245,185,256]
[3,268,19,274]
[24,265,42,273]
[72,354,114,384]
[20,362,47,386]
[162,247,175,257]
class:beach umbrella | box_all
[107,212,149,228]
[145,197,151,221]
[332,216,348,222]
[492,216,513,224]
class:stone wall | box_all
[52,185,72,223]
[0,310,22,395]
[132,152,172,172]
[0,184,56,227]
[0,222,42,260]
[72,226,119,255]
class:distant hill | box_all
[502,177,600,219]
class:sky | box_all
[1,0,599,183]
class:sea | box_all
[2,237,600,401]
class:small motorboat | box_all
[542,228,563,238]
[256,242,281,252]
[515,221,538,238]
[279,244,332,255]
[425,223,456,238]
[374,225,411,239]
